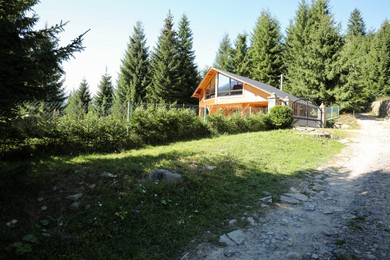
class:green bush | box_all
[268,105,293,129]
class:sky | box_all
[33,0,390,95]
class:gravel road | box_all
[183,115,390,260]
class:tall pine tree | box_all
[367,20,390,97]
[177,14,199,104]
[146,12,181,103]
[213,33,233,71]
[95,71,114,116]
[115,21,150,108]
[284,0,310,95]
[249,10,284,87]
[232,33,250,77]
[293,0,342,104]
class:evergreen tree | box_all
[296,0,342,104]
[367,20,390,96]
[0,0,86,117]
[232,33,250,77]
[177,14,200,104]
[284,0,310,95]
[95,71,114,116]
[64,78,91,118]
[347,8,366,38]
[115,21,150,108]
[213,33,233,71]
[334,35,370,111]
[146,12,181,103]
[249,10,284,87]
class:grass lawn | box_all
[0,130,344,259]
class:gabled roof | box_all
[192,68,298,101]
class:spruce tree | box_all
[298,0,342,104]
[115,21,150,108]
[95,71,114,116]
[249,10,284,87]
[64,78,91,118]
[146,12,181,103]
[347,8,366,38]
[0,0,85,117]
[367,20,390,96]
[177,14,200,104]
[284,0,310,95]
[213,34,233,71]
[232,33,250,77]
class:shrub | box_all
[268,105,293,129]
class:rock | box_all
[280,195,300,204]
[312,184,326,191]
[102,172,117,178]
[148,169,182,182]
[283,193,309,202]
[303,202,317,211]
[223,249,235,257]
[228,219,237,226]
[6,219,18,227]
[66,193,83,201]
[247,217,256,226]
[260,195,273,203]
[298,181,310,193]
[219,234,235,246]
[37,196,44,202]
[52,186,58,191]
[226,230,245,245]
[205,165,217,170]
[286,251,301,259]
[41,205,47,211]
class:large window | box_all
[217,74,243,97]
[205,75,216,99]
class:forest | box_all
[1,0,389,157]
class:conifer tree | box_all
[95,71,114,116]
[347,8,366,38]
[296,0,342,104]
[284,0,310,95]
[213,34,233,71]
[0,0,86,117]
[64,78,91,118]
[146,12,181,103]
[367,20,390,96]
[249,10,284,87]
[115,21,150,108]
[177,14,200,104]
[232,33,250,77]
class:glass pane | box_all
[218,74,230,96]
[230,80,243,95]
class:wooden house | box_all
[192,68,298,116]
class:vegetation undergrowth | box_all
[0,130,344,259]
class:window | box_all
[217,74,243,97]
[205,75,216,99]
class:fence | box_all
[325,105,340,121]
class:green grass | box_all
[0,130,344,259]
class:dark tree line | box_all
[214,0,390,111]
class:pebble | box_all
[41,205,48,211]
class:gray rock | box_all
[219,234,235,246]
[260,195,273,203]
[148,169,182,182]
[102,172,117,178]
[303,202,316,211]
[227,230,245,245]
[228,219,237,226]
[223,249,235,257]
[298,181,311,193]
[66,193,83,201]
[286,251,301,259]
[41,205,47,211]
[205,165,217,170]
[280,195,300,204]
[247,217,256,226]
[283,193,309,202]
[70,202,80,209]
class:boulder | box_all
[148,169,183,182]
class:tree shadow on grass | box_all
[0,149,310,259]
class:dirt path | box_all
[183,115,390,260]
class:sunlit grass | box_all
[0,130,344,259]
